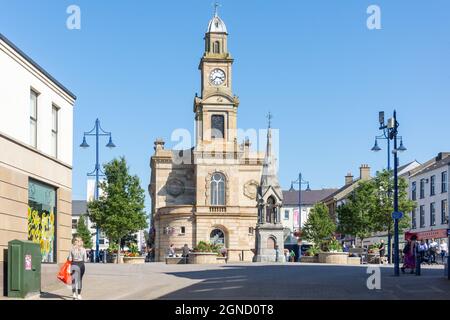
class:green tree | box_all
[88,157,148,263]
[303,203,336,250]
[337,180,377,245]
[75,215,93,249]
[370,170,416,259]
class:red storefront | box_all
[405,229,448,241]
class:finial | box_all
[213,1,221,17]
[267,112,273,129]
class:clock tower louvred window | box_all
[211,115,224,139]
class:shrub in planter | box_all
[193,241,222,256]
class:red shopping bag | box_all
[57,260,72,285]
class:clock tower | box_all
[194,7,239,147]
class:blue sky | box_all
[1,0,449,213]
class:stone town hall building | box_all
[149,10,283,262]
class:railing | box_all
[209,206,227,213]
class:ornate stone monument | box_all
[254,115,285,263]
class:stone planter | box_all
[318,252,349,264]
[301,256,319,263]
[188,252,221,264]
[123,256,146,265]
[107,254,124,264]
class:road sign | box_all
[392,211,403,220]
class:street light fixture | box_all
[80,118,116,263]
[291,173,310,262]
[372,110,405,277]
[371,111,407,265]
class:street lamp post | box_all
[372,110,406,276]
[291,173,310,262]
[372,111,407,265]
[80,118,116,263]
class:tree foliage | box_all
[88,157,148,262]
[337,169,416,244]
[75,215,93,249]
[337,180,377,243]
[303,203,336,249]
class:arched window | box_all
[213,41,220,54]
[211,173,226,206]
[210,229,225,246]
[266,196,276,223]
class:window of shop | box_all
[442,171,448,193]
[419,205,425,228]
[430,175,436,196]
[28,179,57,263]
[442,199,448,225]
[430,202,436,226]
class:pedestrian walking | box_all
[379,240,386,264]
[440,239,448,264]
[167,244,176,257]
[284,249,289,262]
[69,236,88,300]
[418,239,428,264]
[290,250,296,262]
[429,239,439,264]
[401,235,417,274]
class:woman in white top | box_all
[69,236,88,300]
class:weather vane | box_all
[213,1,221,17]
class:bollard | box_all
[416,251,421,276]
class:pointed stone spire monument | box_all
[254,114,285,263]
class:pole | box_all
[95,118,100,264]
[387,135,392,264]
[298,173,302,262]
[393,111,400,277]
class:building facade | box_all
[281,188,337,244]
[149,11,267,262]
[407,152,450,242]
[0,33,76,292]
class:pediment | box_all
[202,93,235,105]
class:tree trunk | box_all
[116,239,121,264]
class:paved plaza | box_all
[29,263,450,300]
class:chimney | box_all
[345,173,354,185]
[360,164,371,180]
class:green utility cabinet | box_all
[7,240,41,298]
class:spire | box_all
[214,1,220,17]
[259,113,282,201]
[207,2,227,33]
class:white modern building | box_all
[281,188,338,244]
[0,32,76,293]
[72,200,147,252]
[407,152,449,242]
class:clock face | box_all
[209,68,226,86]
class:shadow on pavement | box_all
[39,292,72,300]
[158,264,449,300]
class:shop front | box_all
[28,180,57,264]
